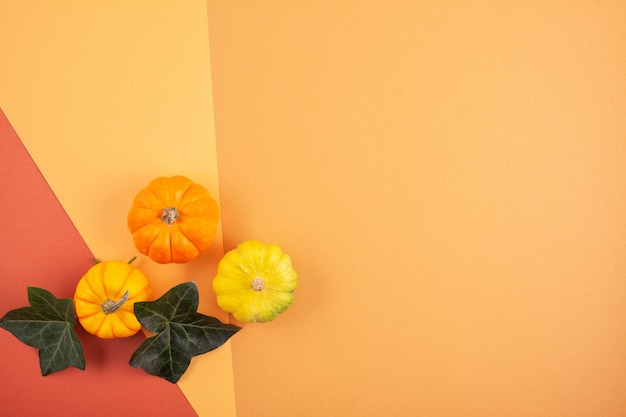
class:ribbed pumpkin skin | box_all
[127,175,219,264]
[74,260,152,339]
[213,240,297,323]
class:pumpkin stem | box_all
[161,207,180,225]
[251,277,265,291]
[101,290,130,314]
[127,256,137,264]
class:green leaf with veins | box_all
[129,281,240,383]
[0,287,86,375]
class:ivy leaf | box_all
[129,281,240,383]
[0,287,86,375]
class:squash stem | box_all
[251,277,265,291]
[161,207,180,225]
[101,290,130,314]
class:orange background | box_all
[3,1,626,416]
[208,2,626,416]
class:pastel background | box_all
[2,1,626,416]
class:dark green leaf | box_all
[0,287,86,375]
[129,282,240,383]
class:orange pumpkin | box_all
[127,175,219,264]
[74,259,152,339]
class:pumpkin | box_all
[127,175,219,264]
[212,240,297,323]
[74,259,152,339]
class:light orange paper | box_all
[1,2,235,416]
[207,1,626,416]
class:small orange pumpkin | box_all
[74,259,152,339]
[127,175,220,264]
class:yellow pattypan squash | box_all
[74,259,152,339]
[213,240,297,323]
